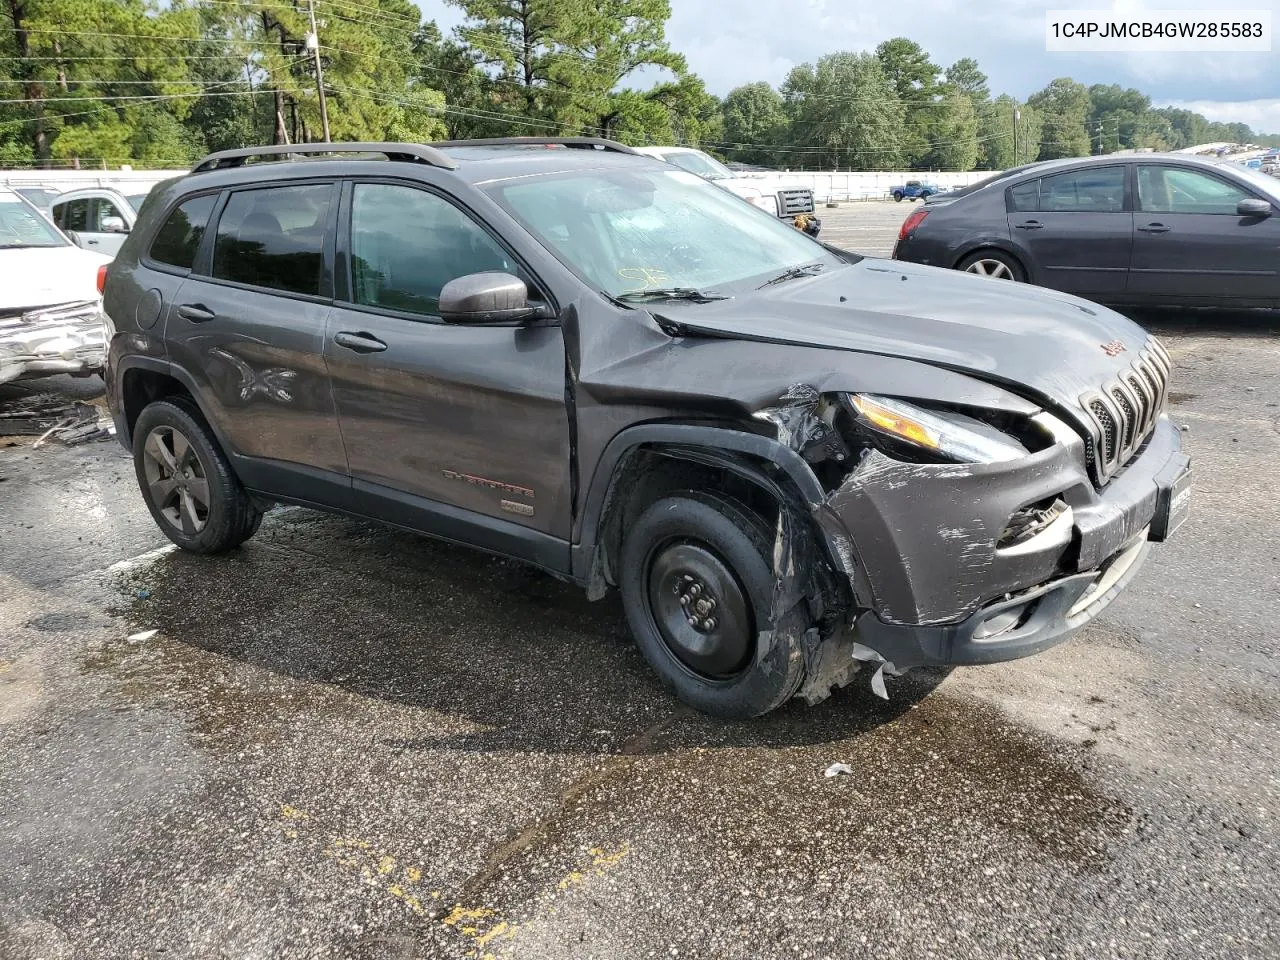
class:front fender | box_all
[571,424,827,575]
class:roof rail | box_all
[190,142,457,174]
[428,136,639,156]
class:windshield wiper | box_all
[615,287,729,304]
[759,262,825,288]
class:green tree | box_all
[1028,77,1091,159]
[2,0,196,165]
[1134,111,1176,151]
[977,96,1042,168]
[720,82,788,165]
[874,37,942,165]
[783,52,905,170]
[447,0,689,141]
[201,0,446,146]
[415,21,504,138]
[926,91,978,170]
[1087,84,1149,152]
[944,57,988,104]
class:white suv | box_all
[634,146,821,236]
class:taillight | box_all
[898,208,929,241]
[96,263,109,295]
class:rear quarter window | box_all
[149,194,218,269]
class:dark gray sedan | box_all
[892,154,1280,309]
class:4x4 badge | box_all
[1100,339,1127,357]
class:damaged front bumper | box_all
[817,415,1188,670]
[0,301,107,384]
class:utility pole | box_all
[306,0,331,142]
[1013,104,1020,164]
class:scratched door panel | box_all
[167,277,347,475]
[325,305,572,537]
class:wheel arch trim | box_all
[571,424,831,583]
[115,356,230,454]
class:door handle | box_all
[85,238,100,245]
[177,303,216,323]
[1014,220,1044,230]
[334,331,387,353]
[1138,222,1170,233]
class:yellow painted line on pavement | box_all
[275,803,629,959]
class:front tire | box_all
[618,493,807,718]
[132,399,262,554]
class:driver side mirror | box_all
[439,272,550,324]
[1237,198,1272,218]
[100,214,128,233]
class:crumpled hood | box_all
[658,258,1155,423]
[0,246,109,311]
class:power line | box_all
[0,81,275,129]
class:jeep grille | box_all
[1080,339,1171,483]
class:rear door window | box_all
[211,184,334,296]
[149,194,218,270]
[1037,167,1126,213]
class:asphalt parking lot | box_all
[2,204,1279,959]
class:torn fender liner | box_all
[752,383,861,702]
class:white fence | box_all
[1,166,999,204]
[0,169,184,193]
[750,170,1000,203]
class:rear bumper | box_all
[819,416,1187,667]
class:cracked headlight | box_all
[848,394,1029,464]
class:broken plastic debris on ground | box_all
[0,393,115,446]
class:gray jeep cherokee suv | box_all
[103,138,1191,718]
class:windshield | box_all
[485,168,834,298]
[125,192,151,212]
[14,187,61,209]
[0,192,67,248]
[659,150,734,181]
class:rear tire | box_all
[618,493,807,718]
[893,192,904,202]
[957,249,1026,282]
[132,399,262,554]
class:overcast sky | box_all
[427,0,1280,134]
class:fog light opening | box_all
[973,601,1032,640]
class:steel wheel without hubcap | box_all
[142,425,210,536]
[965,258,1016,280]
[645,540,755,682]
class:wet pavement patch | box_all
[42,516,1134,956]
